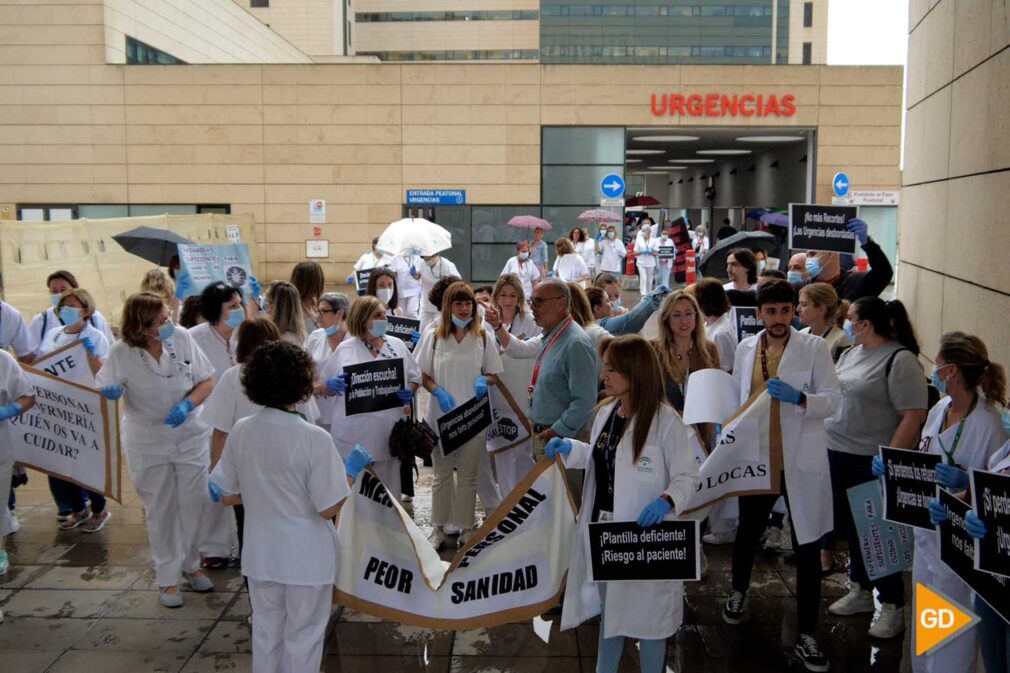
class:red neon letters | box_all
[650,93,797,118]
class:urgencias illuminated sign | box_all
[650,93,797,117]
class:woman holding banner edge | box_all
[545,335,700,673]
[0,349,35,581]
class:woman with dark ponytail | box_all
[821,297,929,639]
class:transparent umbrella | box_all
[376,218,452,257]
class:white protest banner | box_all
[10,365,121,501]
[682,369,738,426]
[31,341,95,387]
[178,243,254,297]
[486,381,531,454]
[335,458,577,629]
[681,391,782,515]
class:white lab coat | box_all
[30,306,114,354]
[38,323,110,366]
[706,313,736,372]
[500,256,541,299]
[353,251,393,272]
[911,396,1008,673]
[0,301,35,357]
[731,328,841,545]
[634,234,659,269]
[560,401,701,640]
[575,240,596,271]
[202,364,319,434]
[188,322,236,382]
[0,350,33,537]
[305,328,346,427]
[553,253,590,286]
[599,239,627,274]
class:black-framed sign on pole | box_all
[788,203,858,255]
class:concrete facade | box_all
[899,0,1010,366]
[245,0,347,58]
[787,0,828,65]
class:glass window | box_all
[250,0,268,7]
[125,36,185,65]
[128,205,198,217]
[543,128,624,165]
[802,42,812,64]
[471,206,542,244]
[699,6,727,16]
[430,207,471,281]
[78,205,129,219]
[635,6,661,16]
[803,2,813,26]
[542,166,625,205]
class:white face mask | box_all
[376,288,394,305]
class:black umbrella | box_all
[112,226,196,266]
[698,231,778,280]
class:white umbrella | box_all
[376,218,452,257]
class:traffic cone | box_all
[685,248,697,285]
[625,243,636,276]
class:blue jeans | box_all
[975,594,1010,673]
[48,476,106,514]
[596,584,667,673]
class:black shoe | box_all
[794,634,829,672]
[722,590,748,625]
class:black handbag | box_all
[389,415,439,462]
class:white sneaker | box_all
[761,526,782,551]
[457,529,474,548]
[868,603,905,639]
[8,511,18,533]
[702,530,736,545]
[829,588,875,616]
[400,494,413,503]
[428,527,449,551]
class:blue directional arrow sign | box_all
[832,172,850,198]
[600,174,625,199]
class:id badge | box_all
[598,510,614,522]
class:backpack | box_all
[885,347,941,410]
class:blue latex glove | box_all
[847,218,869,246]
[396,388,414,405]
[410,265,418,277]
[473,375,489,401]
[174,271,192,299]
[967,510,988,539]
[544,437,572,460]
[637,497,672,527]
[872,455,886,478]
[164,398,195,428]
[936,463,969,491]
[766,378,803,405]
[326,373,349,396]
[208,481,228,503]
[0,402,22,421]
[345,444,373,480]
[927,499,947,526]
[410,330,422,347]
[433,386,456,414]
[80,336,97,357]
[646,284,672,307]
[346,274,355,285]
[101,384,124,400]
[248,276,262,301]
[546,271,556,278]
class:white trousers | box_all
[400,295,421,319]
[432,435,501,530]
[657,263,672,289]
[911,550,977,673]
[492,441,535,498]
[248,579,332,673]
[370,458,402,503]
[129,458,207,587]
[199,498,237,558]
[637,265,655,296]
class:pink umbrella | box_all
[577,209,622,224]
[506,215,552,231]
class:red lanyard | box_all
[528,316,573,396]
[759,331,789,382]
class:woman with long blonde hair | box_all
[653,291,720,413]
[265,281,307,346]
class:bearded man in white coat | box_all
[721,279,840,673]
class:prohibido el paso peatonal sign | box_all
[788,203,858,255]
[880,446,941,531]
[334,458,577,629]
[343,358,405,416]
[970,469,1010,579]
[588,520,700,582]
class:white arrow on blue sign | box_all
[832,172,850,198]
[600,174,625,199]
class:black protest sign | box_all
[437,395,493,456]
[343,358,405,416]
[788,204,858,255]
[880,446,941,530]
[658,245,675,261]
[970,469,1010,579]
[939,488,1010,624]
[588,520,700,582]
[387,316,421,352]
[355,269,373,292]
[733,307,762,343]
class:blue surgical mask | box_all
[931,365,948,395]
[607,232,616,240]
[612,298,622,309]
[757,260,767,273]
[451,315,473,329]
[325,324,341,337]
[224,307,244,329]
[843,319,854,342]
[518,251,529,261]
[805,257,822,279]
[787,271,803,284]
[59,306,81,326]
[369,320,388,338]
[50,294,61,307]
[157,320,176,341]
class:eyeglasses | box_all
[669,311,696,320]
[318,308,336,315]
[530,295,564,308]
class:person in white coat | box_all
[0,270,36,363]
[546,335,700,673]
[390,251,424,318]
[722,280,840,673]
[655,228,674,289]
[209,340,356,673]
[634,225,660,295]
[97,292,217,608]
[570,226,596,278]
[0,350,35,582]
[599,226,626,276]
[319,296,421,501]
[694,279,736,374]
[29,269,114,358]
[346,237,393,296]
[306,293,350,432]
[501,240,542,299]
[418,252,460,330]
[552,238,591,287]
[877,331,1009,673]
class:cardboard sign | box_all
[788,203,859,255]
[970,469,1010,579]
[587,520,700,582]
[733,306,762,343]
[32,341,95,387]
[939,488,1010,624]
[343,358,405,416]
[355,269,373,292]
[437,395,493,456]
[178,243,254,297]
[880,446,941,530]
[658,245,675,261]
[485,382,531,454]
[846,480,913,580]
[386,316,421,352]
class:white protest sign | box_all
[31,341,95,387]
[335,459,576,628]
[10,366,121,501]
[682,369,738,426]
[486,381,531,454]
[178,243,254,297]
